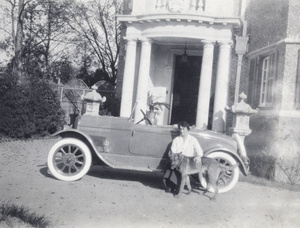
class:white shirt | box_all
[171,134,203,157]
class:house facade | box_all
[116,0,300,181]
[243,0,300,181]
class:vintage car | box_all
[47,113,249,193]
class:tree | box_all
[0,0,17,65]
[21,0,76,79]
[0,0,75,82]
[66,0,122,86]
[1,0,122,85]
[50,57,75,84]
[26,0,75,78]
[11,0,26,82]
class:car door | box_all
[129,125,178,158]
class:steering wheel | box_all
[136,109,152,125]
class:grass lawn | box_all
[0,203,50,228]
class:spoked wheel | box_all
[47,138,92,181]
[200,152,240,193]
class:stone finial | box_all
[83,85,106,116]
[226,92,258,136]
[226,92,258,115]
[84,85,106,103]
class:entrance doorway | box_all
[170,55,202,126]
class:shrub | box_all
[0,78,65,138]
[250,131,300,185]
[276,155,300,185]
[251,150,276,180]
[28,80,65,135]
[0,84,34,138]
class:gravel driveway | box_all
[0,138,300,228]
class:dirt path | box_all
[0,139,300,228]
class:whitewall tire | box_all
[200,152,240,193]
[47,138,92,181]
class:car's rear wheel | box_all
[47,138,92,181]
[199,152,239,193]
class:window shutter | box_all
[255,57,263,108]
[248,56,260,108]
[248,57,258,107]
[268,51,277,107]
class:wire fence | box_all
[53,79,116,125]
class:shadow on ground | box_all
[87,165,165,190]
[39,164,167,190]
[39,165,59,181]
[39,164,206,196]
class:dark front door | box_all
[171,55,202,126]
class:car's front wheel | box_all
[47,138,92,181]
[199,152,240,193]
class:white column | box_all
[120,39,137,118]
[196,40,215,129]
[212,41,232,132]
[134,39,152,123]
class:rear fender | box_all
[52,129,113,167]
[205,149,248,176]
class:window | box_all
[248,51,277,109]
[259,56,275,107]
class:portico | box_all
[117,0,243,133]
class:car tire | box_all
[47,138,92,181]
[199,152,239,193]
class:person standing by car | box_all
[163,121,203,193]
[171,121,203,159]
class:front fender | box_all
[51,129,114,167]
[205,149,248,176]
[232,134,250,168]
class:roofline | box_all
[117,13,242,28]
[246,38,300,58]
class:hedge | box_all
[0,79,65,138]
